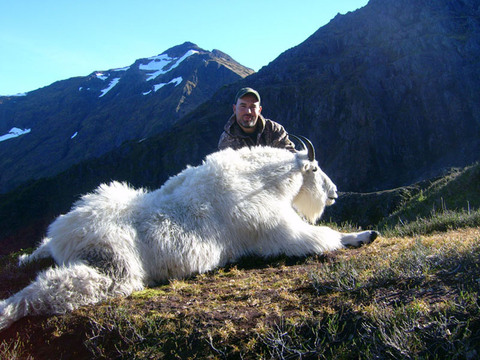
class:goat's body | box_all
[1,146,377,330]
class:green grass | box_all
[379,163,480,231]
[382,208,480,237]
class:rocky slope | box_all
[249,0,480,191]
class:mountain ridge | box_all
[242,0,480,191]
[0,42,254,193]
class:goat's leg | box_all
[0,263,113,331]
[339,230,379,247]
[254,214,378,258]
[18,237,52,266]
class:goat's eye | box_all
[312,167,318,172]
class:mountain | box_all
[1,0,480,254]
[150,0,479,192]
[0,42,253,193]
[248,0,480,191]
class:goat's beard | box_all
[293,191,326,224]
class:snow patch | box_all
[169,50,199,72]
[99,78,120,98]
[140,50,198,81]
[96,72,108,81]
[151,77,183,93]
[140,54,173,81]
[0,127,31,143]
[170,77,183,86]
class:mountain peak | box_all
[161,42,203,58]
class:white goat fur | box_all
[0,146,376,330]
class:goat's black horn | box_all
[289,134,306,150]
[289,134,315,162]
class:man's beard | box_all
[239,116,257,128]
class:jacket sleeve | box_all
[268,121,297,152]
[218,131,246,150]
[218,131,229,150]
[277,132,296,152]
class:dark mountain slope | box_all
[250,0,480,191]
[0,42,253,193]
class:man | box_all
[218,87,295,151]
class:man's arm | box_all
[218,131,246,150]
[278,132,296,152]
[267,120,296,152]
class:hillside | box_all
[323,162,480,229]
[0,42,253,193]
[245,0,480,192]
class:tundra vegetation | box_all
[0,163,479,359]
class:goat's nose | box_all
[328,188,338,200]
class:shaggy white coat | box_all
[0,146,376,330]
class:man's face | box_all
[233,94,262,133]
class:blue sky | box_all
[0,0,369,95]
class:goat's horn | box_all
[289,134,315,162]
[289,134,306,150]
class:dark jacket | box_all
[218,114,295,151]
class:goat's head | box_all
[290,135,338,224]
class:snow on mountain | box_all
[151,76,183,94]
[99,77,121,97]
[0,42,254,194]
[1,45,219,149]
[140,49,199,81]
[0,127,31,143]
[90,48,199,98]
[96,73,109,81]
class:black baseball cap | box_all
[234,87,261,104]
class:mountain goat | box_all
[0,136,377,330]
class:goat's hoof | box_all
[369,231,379,243]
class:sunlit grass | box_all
[382,208,480,237]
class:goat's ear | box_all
[302,163,309,172]
[303,163,319,173]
